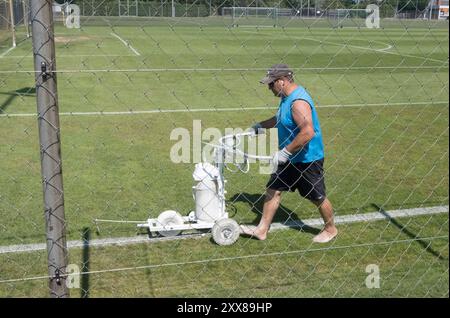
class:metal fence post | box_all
[30,0,69,298]
[8,0,16,47]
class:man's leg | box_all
[240,189,282,240]
[311,197,338,243]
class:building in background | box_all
[439,0,449,19]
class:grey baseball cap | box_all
[260,64,294,84]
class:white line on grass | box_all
[0,54,136,59]
[377,44,394,52]
[270,205,450,230]
[110,32,141,56]
[236,25,277,28]
[1,101,448,118]
[0,46,16,58]
[2,65,447,74]
[242,30,448,64]
[303,37,448,64]
[344,39,393,52]
[317,101,448,108]
[1,234,448,284]
[0,205,447,254]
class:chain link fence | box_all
[0,1,12,47]
[0,0,29,50]
[0,0,448,298]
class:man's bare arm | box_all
[285,100,315,154]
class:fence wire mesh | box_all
[0,0,29,49]
[0,0,448,298]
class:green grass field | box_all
[0,17,448,297]
[1,214,448,297]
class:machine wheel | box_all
[156,210,184,237]
[212,219,240,246]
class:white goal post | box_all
[52,2,66,26]
[118,0,139,17]
[330,8,375,29]
[221,6,280,27]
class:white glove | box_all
[271,147,292,172]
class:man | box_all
[241,64,338,243]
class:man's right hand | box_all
[271,147,292,173]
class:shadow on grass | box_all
[0,87,35,113]
[372,203,447,261]
[229,192,320,236]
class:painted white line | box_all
[0,205,447,254]
[377,44,394,52]
[110,32,141,56]
[235,25,276,28]
[242,30,448,64]
[1,101,448,118]
[1,65,447,74]
[0,54,136,59]
[0,234,203,255]
[270,205,449,230]
[336,38,393,52]
[2,234,448,284]
[316,101,449,108]
[0,46,16,58]
[303,37,448,64]
[372,46,447,63]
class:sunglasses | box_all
[268,79,279,88]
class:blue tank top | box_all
[276,86,324,163]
